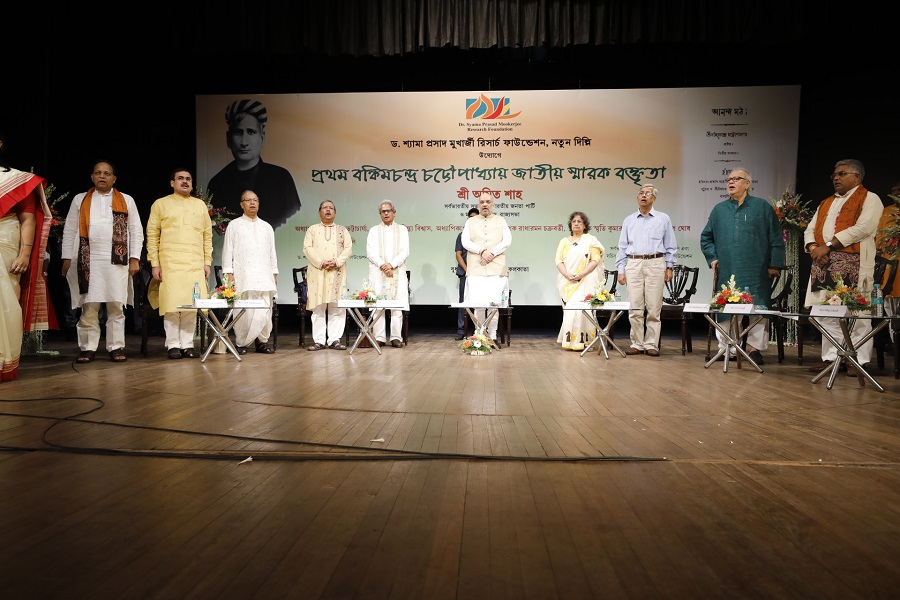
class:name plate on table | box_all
[683,302,711,313]
[339,300,367,307]
[234,299,268,308]
[723,303,755,314]
[810,304,850,317]
[598,301,631,311]
[564,301,592,310]
[194,299,227,308]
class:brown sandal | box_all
[109,349,128,362]
[76,350,96,363]
[307,343,326,351]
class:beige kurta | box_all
[303,222,353,308]
[146,193,213,314]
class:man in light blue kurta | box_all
[700,168,785,363]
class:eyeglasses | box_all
[831,171,859,178]
[725,177,748,183]
[637,190,654,197]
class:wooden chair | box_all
[497,289,513,346]
[872,254,898,374]
[136,256,204,355]
[293,266,348,347]
[293,267,311,346]
[657,264,700,355]
[768,265,794,363]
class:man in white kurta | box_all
[303,200,353,350]
[222,190,278,353]
[146,169,213,358]
[461,192,512,341]
[366,200,410,347]
[61,161,143,362]
[803,159,882,374]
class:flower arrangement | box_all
[45,181,70,242]
[710,274,754,309]
[195,185,235,236]
[212,283,240,304]
[819,275,870,312]
[584,288,615,306]
[876,194,900,259]
[769,185,814,232]
[352,280,379,304]
[459,331,492,355]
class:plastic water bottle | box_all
[192,282,201,304]
[871,283,884,317]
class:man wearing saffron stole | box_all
[61,161,143,363]
[366,200,410,348]
[0,133,56,382]
[804,159,883,376]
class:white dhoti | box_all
[463,275,508,339]
[233,290,275,348]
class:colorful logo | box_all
[465,94,522,120]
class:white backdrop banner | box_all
[196,86,800,305]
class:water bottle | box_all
[871,283,884,317]
[192,281,201,305]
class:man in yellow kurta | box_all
[146,168,213,359]
[303,200,352,350]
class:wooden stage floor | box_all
[1,331,898,598]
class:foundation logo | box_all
[465,94,522,120]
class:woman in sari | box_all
[0,133,54,382]
[555,211,605,350]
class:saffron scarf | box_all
[810,185,868,291]
[77,188,129,294]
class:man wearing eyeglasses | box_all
[61,160,143,364]
[803,159,883,376]
[701,168,785,364]
[221,190,278,354]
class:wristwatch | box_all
[825,241,833,248]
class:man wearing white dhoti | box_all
[366,200,410,347]
[461,192,512,341]
[221,190,278,354]
[61,161,143,363]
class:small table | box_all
[702,311,778,373]
[563,301,636,359]
[178,303,269,363]
[449,303,504,351]
[339,299,406,355]
[783,312,897,392]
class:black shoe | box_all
[167,348,183,360]
[455,334,465,340]
[182,348,199,359]
[748,350,764,364]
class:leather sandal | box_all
[167,348,183,359]
[329,340,347,350]
[181,348,199,359]
[307,342,326,351]
[256,340,275,354]
[109,349,127,362]
[76,350,96,363]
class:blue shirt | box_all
[614,208,678,272]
